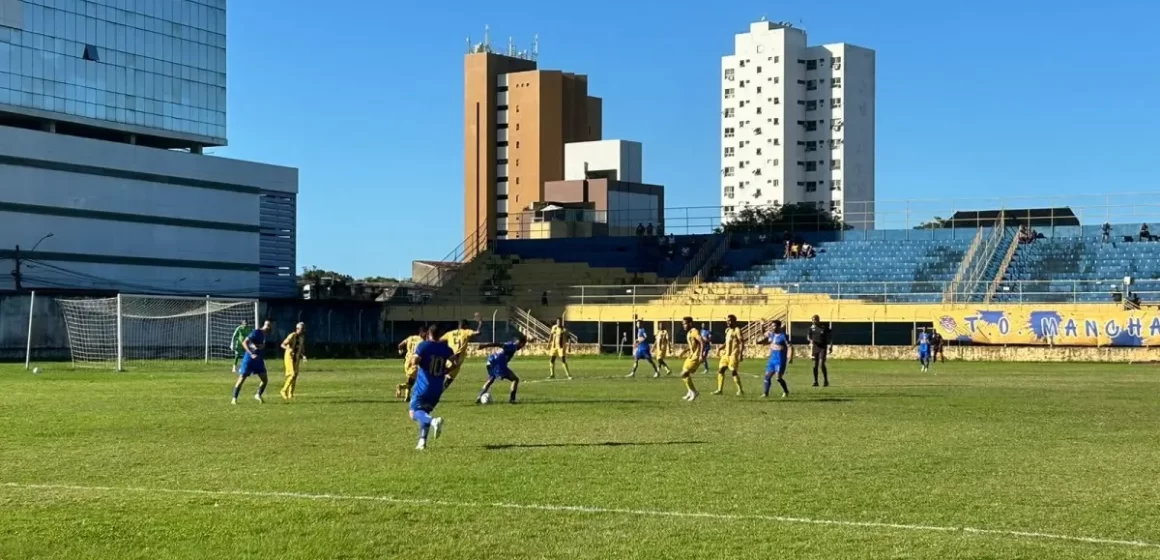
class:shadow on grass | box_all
[484,440,708,451]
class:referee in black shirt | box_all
[808,315,831,387]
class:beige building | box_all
[464,49,602,249]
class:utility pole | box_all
[10,244,22,292]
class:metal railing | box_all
[566,279,1160,306]
[663,234,726,297]
[413,222,491,287]
[985,232,1022,303]
[944,228,983,302]
[950,222,1009,303]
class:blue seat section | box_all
[717,237,973,302]
[994,238,1160,303]
[494,235,716,278]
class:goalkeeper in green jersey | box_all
[230,319,251,373]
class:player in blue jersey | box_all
[761,320,793,398]
[409,325,455,450]
[627,320,660,378]
[700,324,713,374]
[232,320,274,405]
[917,327,932,372]
[477,335,528,404]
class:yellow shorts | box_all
[549,348,567,359]
[284,356,300,376]
[719,354,741,372]
[682,357,703,374]
[404,363,418,380]
[656,348,669,360]
[446,354,466,379]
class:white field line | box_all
[2,482,1157,550]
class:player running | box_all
[678,317,703,401]
[232,320,273,404]
[441,313,482,389]
[654,323,673,375]
[700,324,713,374]
[713,314,745,396]
[477,335,528,404]
[395,326,427,399]
[408,325,454,451]
[279,322,306,401]
[762,320,792,398]
[230,319,250,374]
[627,320,660,378]
[547,318,573,380]
[918,327,932,372]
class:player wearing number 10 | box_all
[409,325,454,451]
[232,320,273,405]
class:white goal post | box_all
[55,294,260,371]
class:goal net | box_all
[56,295,259,370]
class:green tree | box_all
[914,217,953,229]
[299,266,353,284]
[719,203,849,233]
[361,276,402,283]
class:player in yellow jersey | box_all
[547,318,574,380]
[395,325,428,399]
[678,316,702,401]
[441,313,482,389]
[713,314,745,396]
[654,323,673,376]
[279,322,306,401]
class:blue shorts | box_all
[918,348,930,360]
[766,357,787,375]
[410,391,442,413]
[634,349,652,360]
[238,358,266,377]
[487,364,516,381]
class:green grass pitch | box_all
[2,357,1159,559]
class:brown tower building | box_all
[464,50,602,251]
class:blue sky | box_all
[216,0,1160,279]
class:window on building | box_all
[805,182,818,192]
[772,158,780,166]
[756,45,765,53]
[832,98,842,109]
[83,44,101,62]
[724,108,735,118]
[774,56,780,63]
[753,168,762,177]
[805,121,818,132]
[739,161,746,169]
[806,161,817,172]
[773,77,779,84]
[724,127,735,138]
[724,167,735,177]
[832,56,843,68]
[806,141,818,152]
[724,147,735,157]
[757,66,763,73]
[831,159,842,170]
[725,69,735,80]
[724,186,735,198]
[756,87,762,94]
[773,180,780,187]
[774,97,780,105]
[515,141,520,148]
[756,148,762,156]
[806,100,818,112]
[725,88,735,99]
[756,107,763,115]
[832,77,843,88]
[830,200,840,211]
[832,118,843,131]
[806,60,817,70]
[740,60,746,67]
[806,80,817,91]
[773,138,780,146]
[831,180,842,191]
[754,128,762,135]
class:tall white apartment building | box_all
[720,20,875,228]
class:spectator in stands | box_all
[1018,225,1033,245]
[680,245,691,258]
[1126,292,1142,310]
[1102,222,1112,243]
[1140,224,1154,242]
[646,223,655,236]
[667,233,676,246]
[784,239,793,258]
[541,291,549,305]
[802,243,816,259]
[1112,286,1123,304]
[790,242,801,259]
[636,223,646,236]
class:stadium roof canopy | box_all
[948,207,1079,228]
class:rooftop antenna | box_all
[508,36,515,56]
[483,24,491,51]
[759,15,767,21]
[532,33,539,61]
[465,35,471,54]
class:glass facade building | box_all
[0,0,226,146]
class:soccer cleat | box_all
[812,382,820,387]
[547,374,555,380]
[231,366,237,374]
[688,390,699,402]
[761,393,769,398]
[566,375,573,380]
[823,381,830,387]
[711,389,723,395]
[626,372,636,378]
[254,393,263,404]
[781,392,789,398]
[416,439,427,451]
[736,389,744,396]
[231,398,237,405]
[652,372,660,378]
[431,417,444,440]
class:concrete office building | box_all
[720,20,875,228]
[0,0,298,297]
[463,39,601,246]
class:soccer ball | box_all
[31,367,40,374]
[479,392,492,404]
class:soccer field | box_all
[1,357,1158,559]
